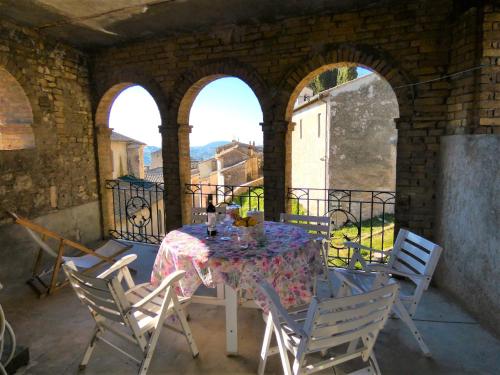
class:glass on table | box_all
[220,213,233,241]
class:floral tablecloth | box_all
[151,221,321,311]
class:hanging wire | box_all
[394,63,492,89]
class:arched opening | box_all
[0,67,35,150]
[287,63,399,267]
[95,84,164,243]
[109,86,161,179]
[177,76,264,222]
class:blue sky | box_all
[109,67,372,147]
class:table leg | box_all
[217,283,225,300]
[225,284,238,355]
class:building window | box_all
[317,113,321,138]
[299,119,303,139]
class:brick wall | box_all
[479,3,500,131]
[0,20,97,222]
[90,0,497,236]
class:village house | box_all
[147,140,263,188]
[110,131,145,179]
[292,73,398,216]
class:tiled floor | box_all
[1,242,499,374]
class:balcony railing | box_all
[287,187,396,267]
[105,180,395,266]
[106,179,166,244]
[185,183,264,216]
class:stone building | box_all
[291,73,398,215]
[214,141,263,186]
[110,131,145,179]
[0,0,498,341]
[150,148,163,169]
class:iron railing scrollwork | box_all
[287,187,396,267]
[106,179,166,244]
[186,183,264,215]
[106,180,396,265]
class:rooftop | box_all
[110,131,146,145]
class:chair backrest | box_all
[191,206,226,224]
[279,213,329,238]
[62,263,137,331]
[305,283,398,358]
[389,229,443,286]
[256,277,398,366]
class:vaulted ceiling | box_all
[0,0,391,49]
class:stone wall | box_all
[89,0,500,237]
[328,74,398,192]
[0,202,101,283]
[435,134,500,335]
[0,20,99,282]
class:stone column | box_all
[160,123,181,231]
[261,120,294,221]
[95,126,113,239]
[178,124,193,225]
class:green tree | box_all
[308,69,338,94]
[337,67,358,85]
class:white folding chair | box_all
[8,211,131,296]
[191,206,226,224]
[280,213,334,296]
[63,255,199,375]
[334,229,443,356]
[256,277,398,375]
[0,282,16,375]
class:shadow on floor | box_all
[1,242,499,374]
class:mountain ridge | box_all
[143,141,232,166]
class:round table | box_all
[150,221,321,354]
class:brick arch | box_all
[171,59,270,125]
[93,76,168,236]
[277,44,415,122]
[0,63,35,150]
[276,43,416,232]
[165,59,269,227]
[94,71,169,128]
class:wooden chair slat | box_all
[308,320,384,351]
[316,293,394,324]
[394,249,427,275]
[72,283,117,309]
[400,240,431,263]
[313,308,389,337]
[70,271,109,290]
[406,231,440,252]
[83,298,124,322]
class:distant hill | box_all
[144,141,233,165]
[190,141,230,161]
[144,146,160,166]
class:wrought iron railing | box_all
[287,187,396,267]
[106,179,166,244]
[185,183,264,216]
[105,181,395,264]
